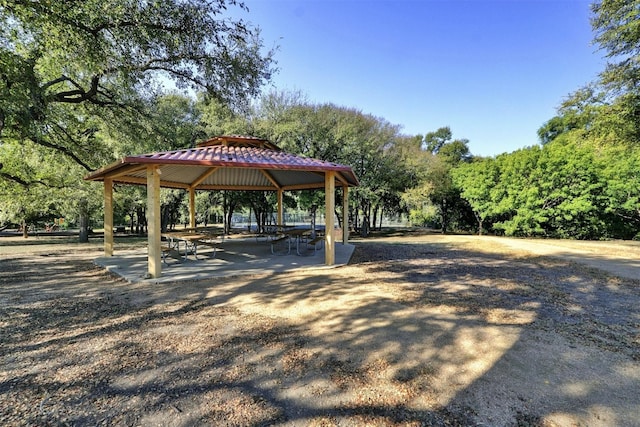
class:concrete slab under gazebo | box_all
[84,135,359,279]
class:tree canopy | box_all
[1,0,275,171]
[0,0,276,231]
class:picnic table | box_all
[182,226,225,242]
[284,228,312,255]
[256,224,295,242]
[270,227,322,256]
[162,230,221,261]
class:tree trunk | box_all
[475,212,483,236]
[360,201,371,237]
[372,205,379,231]
[440,200,448,234]
[78,198,89,243]
[224,209,233,234]
[360,217,370,237]
[223,198,237,235]
[161,205,170,233]
[129,209,135,234]
[138,207,147,234]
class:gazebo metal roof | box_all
[85,135,359,190]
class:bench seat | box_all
[270,235,291,255]
[306,236,324,253]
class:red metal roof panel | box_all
[85,140,359,188]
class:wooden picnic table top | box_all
[283,228,312,237]
[162,232,212,241]
[182,226,223,232]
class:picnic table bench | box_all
[306,235,324,253]
[270,234,291,254]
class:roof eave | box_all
[86,157,358,185]
[84,158,135,181]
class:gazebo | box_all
[84,135,359,278]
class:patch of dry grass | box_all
[1,233,639,426]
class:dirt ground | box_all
[1,232,639,426]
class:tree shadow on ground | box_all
[1,240,639,426]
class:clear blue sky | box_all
[236,0,605,157]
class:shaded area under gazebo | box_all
[85,136,359,279]
[94,235,355,284]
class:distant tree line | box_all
[453,0,640,239]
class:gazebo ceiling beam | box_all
[195,184,278,191]
[190,166,219,189]
[260,169,281,189]
[112,176,191,190]
[281,182,327,191]
[305,170,349,186]
[103,164,147,179]
[334,173,349,186]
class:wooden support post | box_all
[277,189,284,226]
[147,165,161,278]
[104,178,114,256]
[325,171,335,265]
[189,188,196,229]
[342,185,349,244]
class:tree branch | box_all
[0,171,59,188]
[50,75,100,104]
[42,74,136,108]
[143,65,206,88]
[41,75,73,91]
[31,135,94,171]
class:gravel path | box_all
[482,236,640,281]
